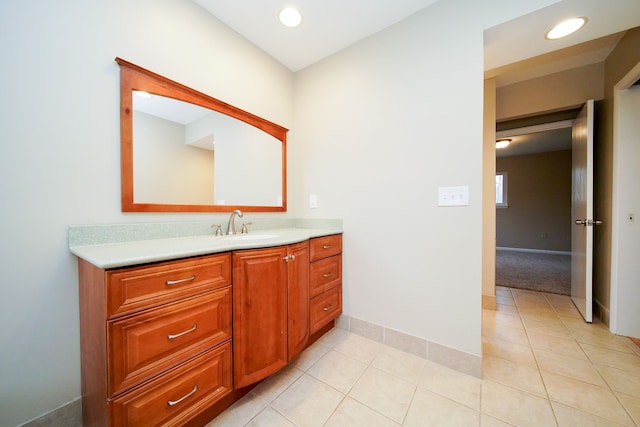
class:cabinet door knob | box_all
[168,385,198,406]
[322,245,332,249]
[323,272,333,278]
[167,324,197,340]
[323,304,333,312]
[165,275,196,286]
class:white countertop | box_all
[70,227,341,269]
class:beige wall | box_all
[496,150,572,251]
[496,63,604,120]
[595,27,640,324]
[483,79,497,308]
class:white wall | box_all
[0,0,558,424]
[0,1,293,425]
[134,112,215,204]
[214,122,283,206]
[292,1,482,356]
[291,0,558,356]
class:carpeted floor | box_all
[496,249,571,295]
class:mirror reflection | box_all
[133,93,282,206]
[116,57,288,212]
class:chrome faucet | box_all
[226,210,243,235]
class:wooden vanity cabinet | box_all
[78,253,233,427]
[287,242,310,361]
[232,241,309,388]
[309,234,343,334]
[78,233,340,426]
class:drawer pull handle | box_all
[167,324,197,340]
[322,245,332,249]
[165,275,196,286]
[323,304,333,312]
[323,272,333,278]
[167,385,198,406]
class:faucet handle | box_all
[241,222,252,234]
[211,224,223,236]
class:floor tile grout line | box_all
[304,333,370,425]
[315,333,413,426]
[223,290,636,427]
[528,289,637,426]
[248,333,346,426]
[571,338,640,427]
[344,341,420,426]
[509,287,561,427]
[485,287,560,425]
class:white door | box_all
[571,100,595,323]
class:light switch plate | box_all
[438,186,469,206]
[309,194,318,209]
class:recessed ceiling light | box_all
[496,139,511,149]
[545,17,587,40]
[279,7,302,28]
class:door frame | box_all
[609,60,640,334]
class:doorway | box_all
[494,122,573,296]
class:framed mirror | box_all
[116,57,287,212]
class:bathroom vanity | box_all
[70,224,342,426]
[68,59,344,426]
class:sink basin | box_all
[223,234,278,241]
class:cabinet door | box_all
[287,241,309,361]
[233,247,288,388]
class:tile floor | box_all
[207,286,640,426]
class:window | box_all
[496,172,508,207]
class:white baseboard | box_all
[497,247,571,256]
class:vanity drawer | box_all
[108,289,232,396]
[109,342,232,427]
[310,286,342,334]
[107,253,231,318]
[309,234,342,262]
[310,255,342,297]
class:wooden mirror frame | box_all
[116,57,288,212]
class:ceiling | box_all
[193,0,439,72]
[192,0,640,157]
[485,0,640,74]
[496,123,573,158]
[193,0,640,75]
